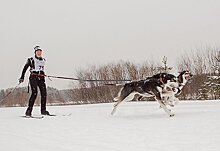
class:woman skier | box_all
[19,46,50,117]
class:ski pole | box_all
[0,82,21,104]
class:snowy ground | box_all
[0,100,220,151]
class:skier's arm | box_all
[19,58,31,81]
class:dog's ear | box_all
[160,74,168,84]
[160,73,166,78]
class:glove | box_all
[19,78,24,83]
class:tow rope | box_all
[31,73,132,82]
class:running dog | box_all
[111,71,193,117]
[111,73,178,117]
[162,70,193,107]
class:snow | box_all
[0,100,220,151]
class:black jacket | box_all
[20,56,45,79]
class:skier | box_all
[19,46,50,116]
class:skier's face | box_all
[35,50,42,57]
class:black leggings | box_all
[27,76,47,112]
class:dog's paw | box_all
[111,110,116,115]
[113,97,119,102]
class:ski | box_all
[43,114,57,117]
[43,113,72,117]
[20,115,44,119]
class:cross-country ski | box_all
[20,115,44,119]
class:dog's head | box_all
[159,73,177,84]
[177,70,193,84]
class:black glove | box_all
[19,78,24,83]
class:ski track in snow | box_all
[0,100,220,151]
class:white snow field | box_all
[0,100,220,151]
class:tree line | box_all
[177,47,220,100]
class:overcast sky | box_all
[0,0,220,90]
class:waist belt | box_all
[31,72,46,77]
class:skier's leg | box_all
[38,79,47,113]
[26,77,38,116]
